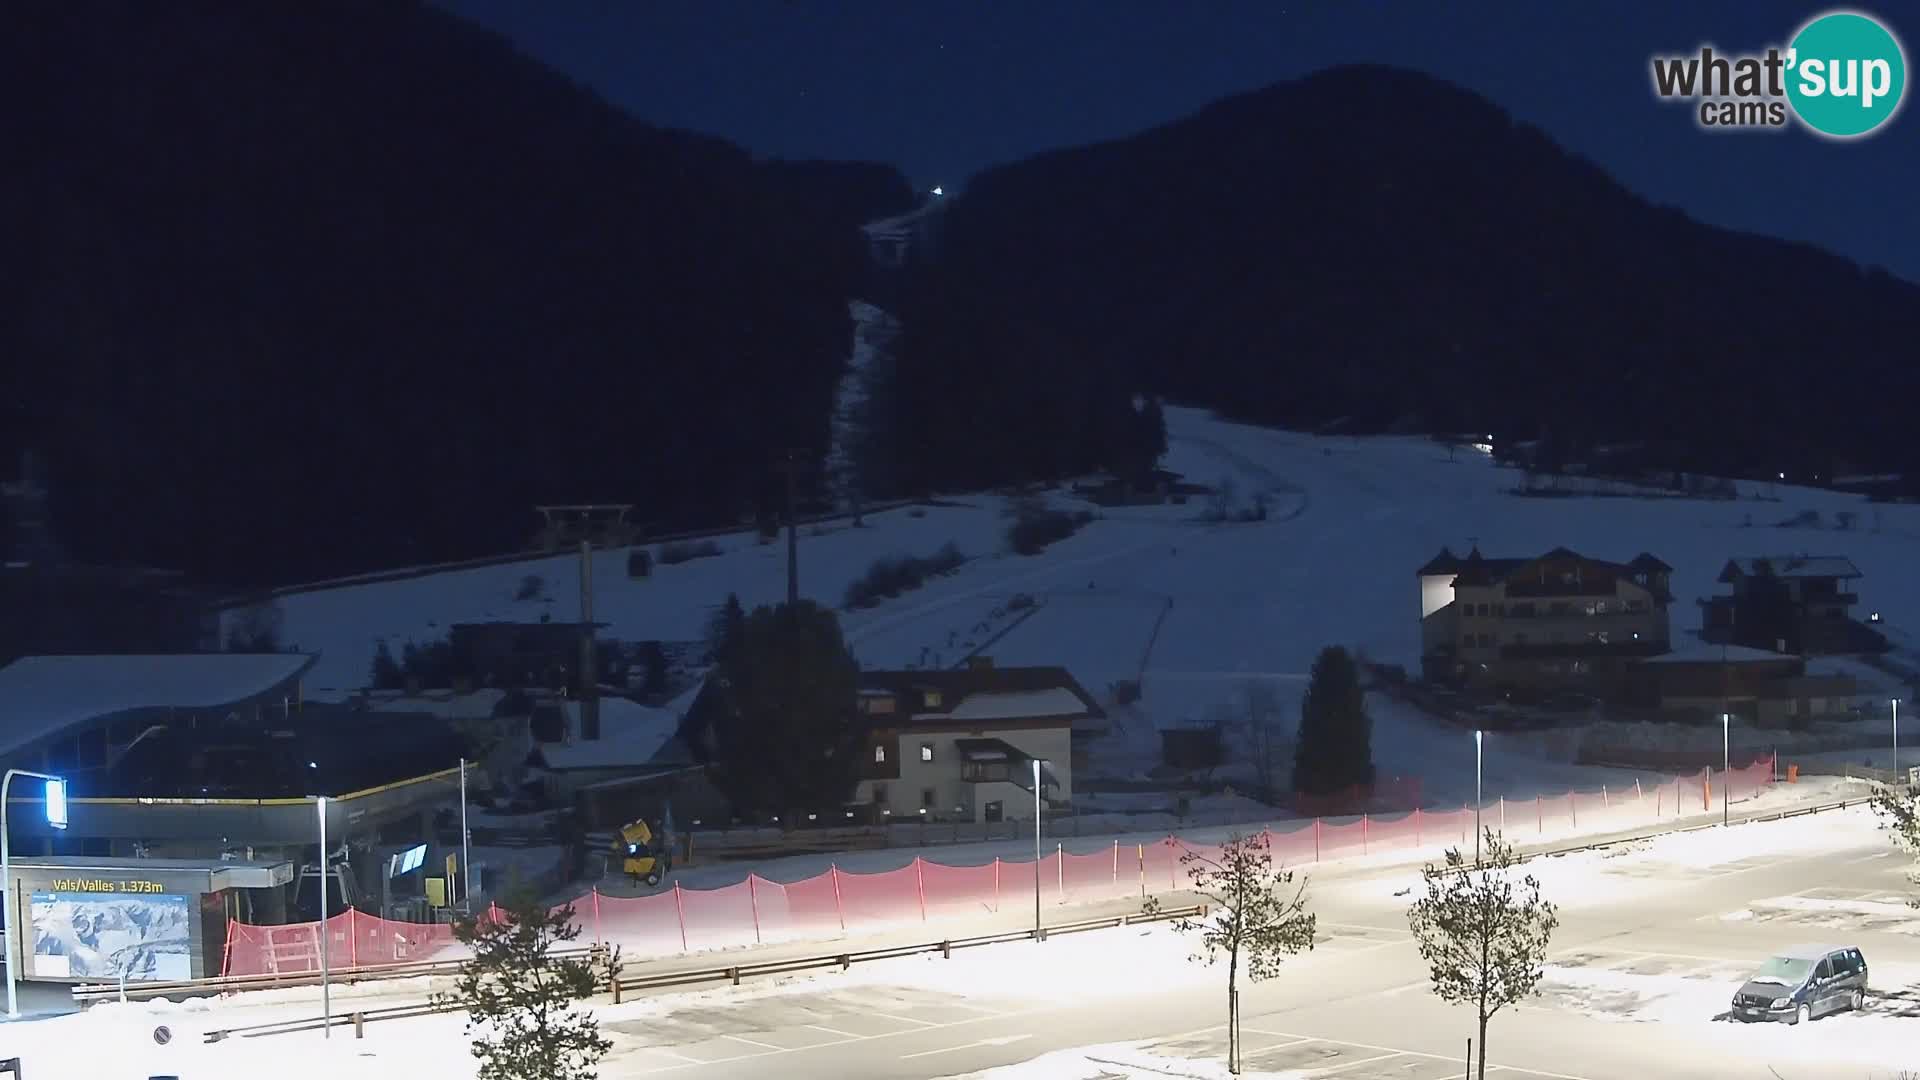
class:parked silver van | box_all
[1730,944,1868,1024]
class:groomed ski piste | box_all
[241,404,1920,815]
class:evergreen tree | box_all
[435,895,616,1080]
[705,593,746,665]
[1134,395,1168,482]
[1291,645,1374,796]
[706,599,861,819]
[369,639,403,690]
[639,641,669,696]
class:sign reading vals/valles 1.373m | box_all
[1650,9,1908,138]
[46,878,170,894]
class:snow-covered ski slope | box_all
[248,407,1920,799]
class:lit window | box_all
[874,745,886,764]
[923,690,943,708]
[920,744,934,763]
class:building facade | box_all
[1630,643,1860,728]
[851,659,1093,823]
[1418,546,1673,695]
[1699,555,1883,656]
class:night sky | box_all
[440,1,1917,283]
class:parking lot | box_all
[1156,1026,1599,1079]
[570,810,1920,1078]
[69,804,1906,1080]
[598,922,1415,1075]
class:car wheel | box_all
[646,869,662,887]
[1851,989,1864,1012]
[1794,1003,1810,1026]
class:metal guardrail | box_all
[81,791,1885,1010]
[70,947,597,1006]
[1518,794,1869,864]
[197,905,1208,1043]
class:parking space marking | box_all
[1321,921,1415,936]
[1300,1050,1404,1075]
[636,1047,706,1065]
[652,1040,754,1065]
[1565,944,1748,966]
[1227,1027,1602,1080]
[1311,938,1410,961]
[623,996,1036,1073]
[1242,1034,1315,1054]
[805,1024,859,1038]
[898,1034,1033,1060]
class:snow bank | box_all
[1533,960,1920,1072]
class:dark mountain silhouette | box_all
[8,30,1914,597]
[1,2,916,587]
[897,64,1920,487]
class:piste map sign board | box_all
[30,890,193,981]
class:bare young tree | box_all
[1407,831,1559,1080]
[1146,831,1316,1074]
[1871,784,1920,907]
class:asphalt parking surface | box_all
[589,808,1920,1079]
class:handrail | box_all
[71,947,599,1005]
[199,905,1208,1043]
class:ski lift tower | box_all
[532,505,635,741]
[532,504,637,553]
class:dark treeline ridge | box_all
[7,20,1917,593]
[1,2,913,587]
[900,65,1920,486]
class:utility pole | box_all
[775,451,809,606]
[580,536,598,740]
[534,506,628,741]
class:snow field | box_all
[246,406,1920,900]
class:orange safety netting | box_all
[222,909,459,977]
[222,754,1780,975]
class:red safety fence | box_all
[1289,775,1424,817]
[222,754,1780,976]
[223,909,459,978]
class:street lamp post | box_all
[316,795,332,1037]
[459,758,473,910]
[1728,711,1743,826]
[1032,758,1043,942]
[2,769,67,1019]
[1473,731,1483,865]
[1893,698,1900,785]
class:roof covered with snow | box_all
[0,653,318,759]
[1721,555,1862,581]
[538,696,683,770]
[858,664,1104,721]
[1419,546,1671,582]
[1639,640,1794,665]
[355,688,508,721]
[945,687,1088,723]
